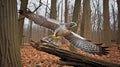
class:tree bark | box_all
[18,0,28,44]
[117,0,120,44]
[111,4,117,42]
[50,0,57,19]
[64,0,68,23]
[28,20,33,42]
[0,0,21,67]
[60,0,63,22]
[49,0,57,35]
[81,0,91,40]
[72,0,81,32]
[103,0,111,47]
[45,0,49,17]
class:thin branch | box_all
[41,2,50,10]
[18,0,51,21]
[33,4,42,13]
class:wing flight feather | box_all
[63,32,109,55]
[19,10,60,31]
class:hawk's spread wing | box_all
[63,32,109,55]
[19,10,60,31]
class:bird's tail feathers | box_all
[98,46,109,55]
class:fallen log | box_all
[30,40,120,67]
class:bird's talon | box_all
[52,33,57,40]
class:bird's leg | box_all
[52,32,57,40]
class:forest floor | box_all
[21,42,120,67]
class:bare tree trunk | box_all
[57,0,62,20]
[49,0,57,34]
[45,0,49,17]
[81,0,91,40]
[103,0,111,47]
[0,0,21,67]
[50,0,57,19]
[64,0,68,23]
[28,20,33,42]
[18,0,28,44]
[45,0,49,37]
[72,0,81,32]
[76,12,81,35]
[61,0,63,22]
[111,4,117,42]
[117,0,120,44]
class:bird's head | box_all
[64,22,77,30]
[68,22,77,27]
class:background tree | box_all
[64,0,68,23]
[48,0,57,35]
[103,0,111,46]
[81,0,91,40]
[111,3,117,42]
[117,0,120,44]
[45,0,49,17]
[72,0,81,32]
[28,20,33,42]
[18,0,28,44]
[50,0,57,19]
[60,0,64,22]
[0,0,21,67]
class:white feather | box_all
[71,32,86,40]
